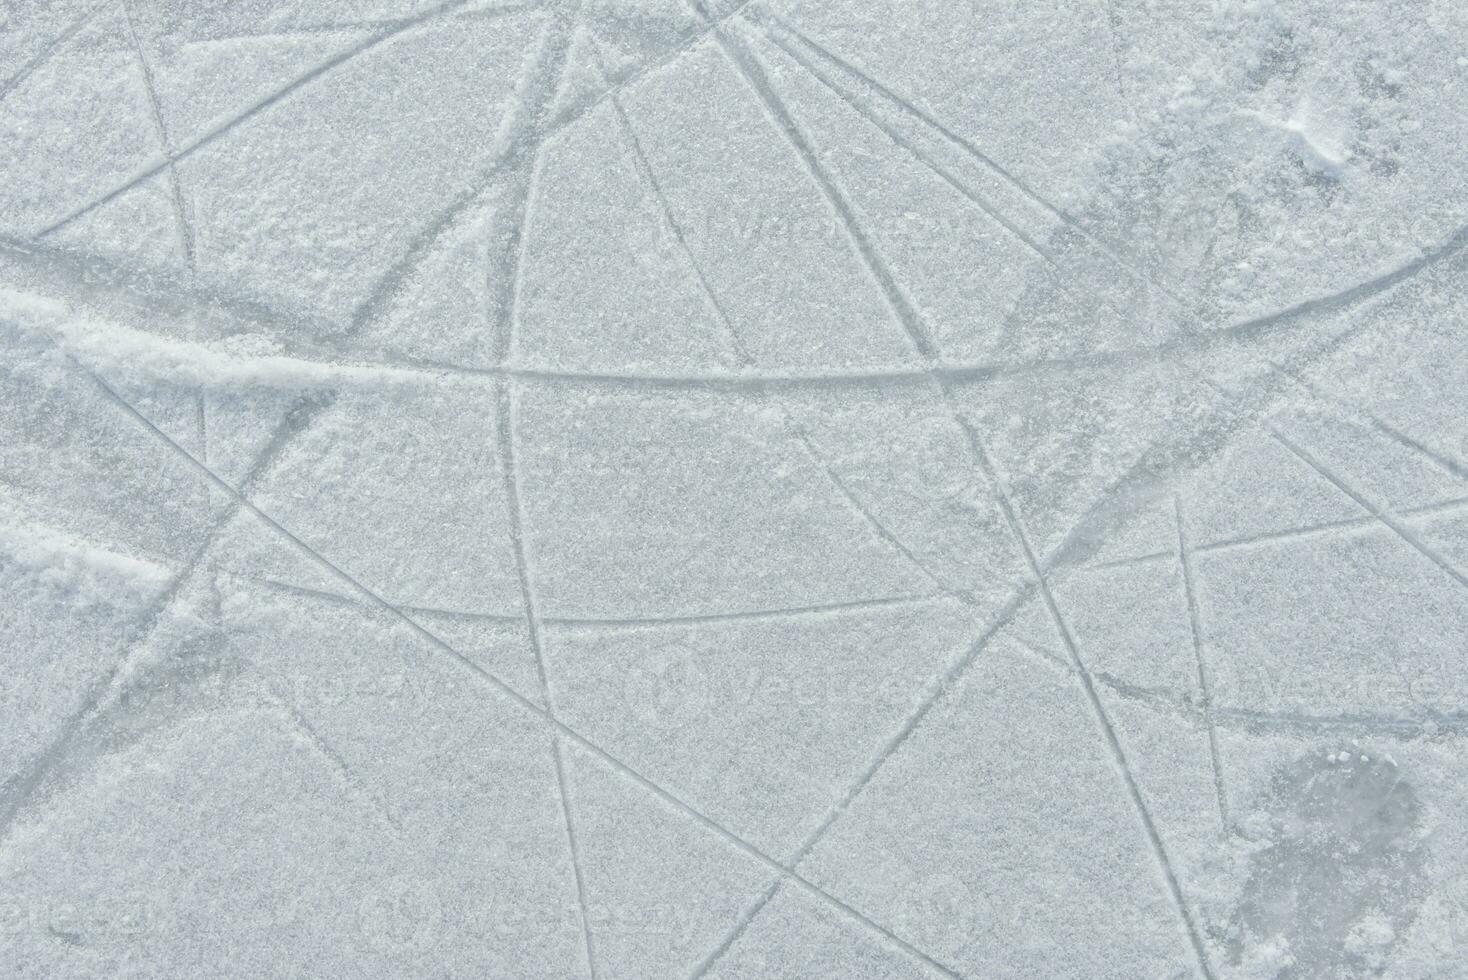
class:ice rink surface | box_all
[1,1,1467,977]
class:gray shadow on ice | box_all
[1224,749,1427,978]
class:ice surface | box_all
[1,0,1467,977]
